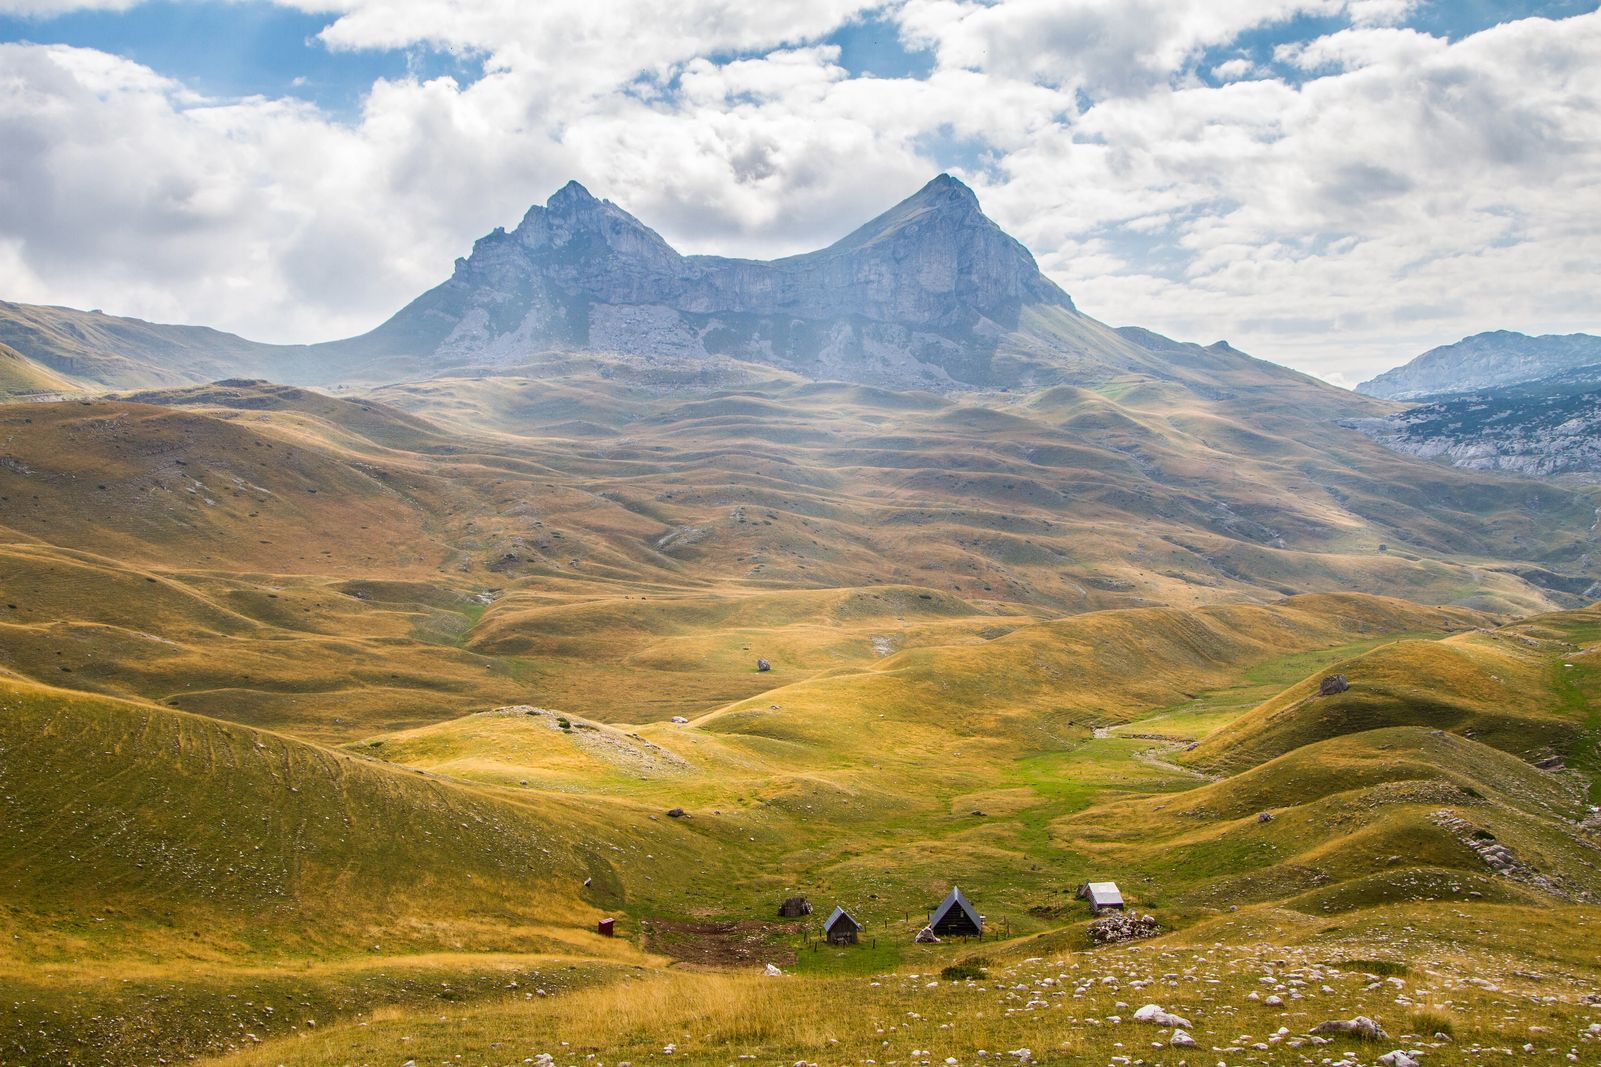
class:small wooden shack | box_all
[1078,881,1125,914]
[824,906,861,945]
[778,895,813,918]
[598,917,616,937]
[929,886,983,937]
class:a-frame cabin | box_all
[824,906,861,945]
[929,886,983,937]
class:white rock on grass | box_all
[764,964,783,976]
[1378,1052,1420,1067]
[1133,1004,1193,1028]
[1171,1030,1198,1048]
[1310,1016,1388,1041]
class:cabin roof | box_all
[930,886,983,930]
[825,906,859,931]
[1082,881,1124,906]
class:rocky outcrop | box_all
[1358,331,1601,400]
[1345,373,1601,478]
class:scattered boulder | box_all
[971,809,988,817]
[915,925,942,943]
[1318,674,1350,696]
[1088,911,1161,945]
[1170,1030,1198,1049]
[1133,1004,1192,1028]
[671,716,689,724]
[1533,754,1565,770]
[756,659,772,672]
[764,963,783,977]
[1310,1016,1388,1041]
[1258,810,1275,823]
[1378,1052,1419,1067]
[665,807,688,818]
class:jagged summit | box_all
[0,176,1348,395]
[333,174,1105,388]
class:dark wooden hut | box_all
[824,906,861,945]
[929,886,983,937]
[778,895,813,918]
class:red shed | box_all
[598,917,616,937]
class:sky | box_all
[0,1,1597,385]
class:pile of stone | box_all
[1088,910,1161,945]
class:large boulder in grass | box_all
[1133,1004,1192,1029]
[1318,674,1350,696]
[1311,1016,1388,1041]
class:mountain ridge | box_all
[0,176,1380,402]
[1357,329,1601,400]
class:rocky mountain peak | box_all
[358,175,1093,388]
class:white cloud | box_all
[1211,58,1261,82]
[0,1,1595,384]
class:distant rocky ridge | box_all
[1357,330,1601,400]
[0,176,1360,401]
[1345,365,1601,478]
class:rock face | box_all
[328,175,1109,390]
[1358,331,1601,400]
[1346,369,1601,478]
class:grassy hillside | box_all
[3,377,1601,1065]
[0,342,83,398]
[0,676,693,1062]
[0,301,377,389]
[1191,609,1601,775]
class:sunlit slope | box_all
[0,399,443,574]
[0,677,704,958]
[1059,725,1599,917]
[1045,606,1601,920]
[0,342,82,398]
[464,585,1018,720]
[696,594,1484,751]
[357,594,1489,917]
[1190,607,1601,775]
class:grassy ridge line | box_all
[1191,608,1601,774]
[1058,727,1597,917]
[0,676,710,960]
[696,593,1484,749]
